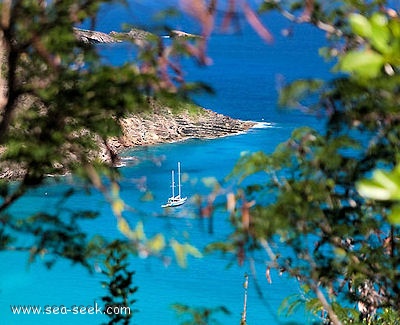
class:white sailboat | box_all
[161,162,187,208]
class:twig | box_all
[240,273,249,325]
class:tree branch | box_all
[0,182,27,213]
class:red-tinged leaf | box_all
[226,192,236,213]
[241,199,255,230]
[221,0,237,32]
[179,0,215,64]
[184,42,213,65]
[237,243,245,266]
[300,0,314,22]
[157,54,175,90]
[242,206,250,230]
[201,204,213,218]
[242,3,273,43]
[180,0,214,37]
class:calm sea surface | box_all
[1,2,332,324]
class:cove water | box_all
[0,2,332,324]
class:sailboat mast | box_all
[178,162,181,198]
[171,170,175,198]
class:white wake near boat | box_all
[161,162,187,208]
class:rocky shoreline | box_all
[0,28,255,180]
[71,29,256,155]
[108,107,255,153]
[73,27,201,44]
[0,104,255,180]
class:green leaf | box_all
[147,234,165,253]
[278,79,324,108]
[184,243,202,258]
[278,294,303,317]
[170,240,202,268]
[140,191,154,202]
[230,151,270,182]
[202,177,219,188]
[357,179,393,200]
[133,221,146,241]
[370,13,390,54]
[357,168,400,201]
[112,198,125,216]
[171,240,186,268]
[337,49,384,78]
[389,18,400,38]
[387,204,400,224]
[117,218,132,238]
[349,13,372,38]
[373,169,400,191]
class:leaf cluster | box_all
[215,0,400,323]
[100,240,138,325]
[172,303,231,325]
[0,2,217,324]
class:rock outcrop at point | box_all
[0,104,255,180]
[108,108,255,153]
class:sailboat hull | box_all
[162,162,187,208]
[161,196,187,208]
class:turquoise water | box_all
[0,2,332,324]
[2,131,310,325]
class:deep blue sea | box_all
[1,1,332,324]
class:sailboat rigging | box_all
[161,162,187,208]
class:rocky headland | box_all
[0,101,255,180]
[0,28,255,180]
[73,28,256,161]
[108,107,255,153]
[74,27,201,44]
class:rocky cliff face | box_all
[0,105,255,180]
[73,28,120,44]
[0,29,255,180]
[108,107,255,153]
[73,27,200,44]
